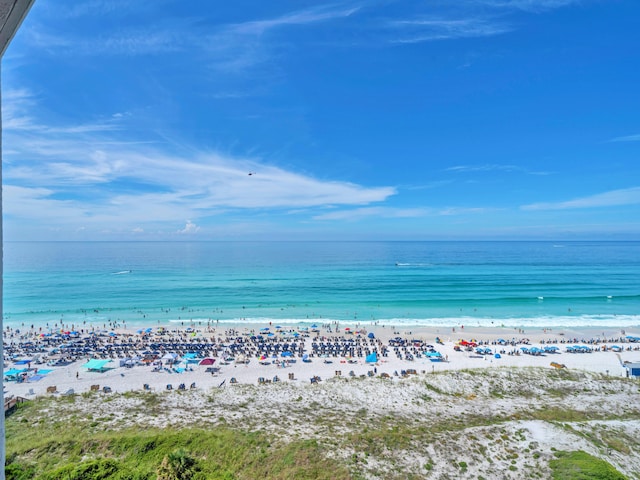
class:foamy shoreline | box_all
[4,321,640,398]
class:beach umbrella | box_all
[367,332,375,339]
[162,352,180,364]
[198,358,216,366]
[281,351,293,357]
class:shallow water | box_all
[4,241,639,330]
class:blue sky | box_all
[2,0,639,241]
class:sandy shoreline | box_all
[6,322,640,478]
[4,322,640,398]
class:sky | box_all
[2,0,640,241]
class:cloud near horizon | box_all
[2,88,397,235]
[521,187,640,211]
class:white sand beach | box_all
[5,323,640,398]
[5,322,640,479]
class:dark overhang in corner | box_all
[0,0,35,58]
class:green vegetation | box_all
[549,451,627,480]
[6,368,639,479]
[6,420,351,480]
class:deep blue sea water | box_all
[3,241,639,330]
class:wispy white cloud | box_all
[477,0,581,13]
[2,87,121,137]
[54,0,159,19]
[201,4,361,73]
[25,4,361,62]
[2,89,397,233]
[438,207,491,216]
[521,187,640,211]
[609,133,640,143]
[314,207,426,221]
[385,0,583,44]
[446,164,552,175]
[313,205,489,221]
[231,5,360,36]
[389,17,511,43]
[21,0,583,67]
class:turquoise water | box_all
[3,241,639,330]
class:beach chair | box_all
[178,383,186,390]
[273,375,279,383]
[288,372,295,380]
[102,386,112,393]
[230,377,238,384]
[90,384,100,391]
[166,384,173,390]
[190,382,196,389]
[46,386,57,394]
[143,383,151,391]
[258,377,265,384]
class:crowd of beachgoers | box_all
[3,323,640,399]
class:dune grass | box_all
[550,450,628,480]
[6,417,353,480]
[6,368,638,479]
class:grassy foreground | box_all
[6,403,630,480]
[6,368,639,479]
[6,420,350,480]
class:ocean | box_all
[3,241,639,331]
